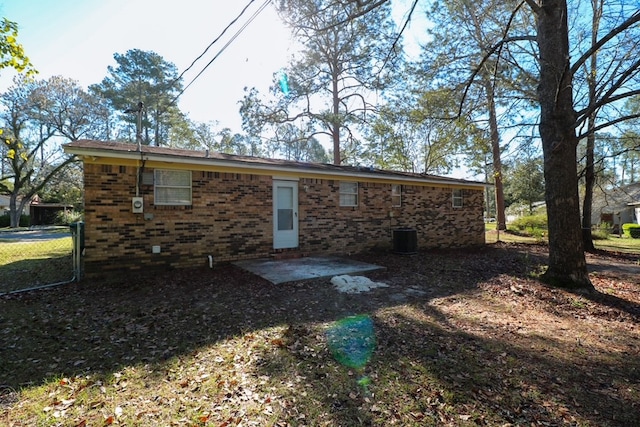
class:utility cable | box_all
[170,0,259,89]
[169,0,272,107]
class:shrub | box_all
[509,214,548,232]
[622,223,640,239]
[592,222,611,240]
[54,210,83,225]
[0,214,30,227]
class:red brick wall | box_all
[82,164,484,276]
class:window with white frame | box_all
[391,184,402,207]
[154,169,192,205]
[339,181,358,206]
[452,188,463,208]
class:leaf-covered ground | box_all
[1,243,638,426]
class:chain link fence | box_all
[0,224,82,295]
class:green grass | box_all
[0,237,73,293]
[485,226,546,244]
[594,235,640,255]
[486,225,640,255]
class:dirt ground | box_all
[1,242,638,426]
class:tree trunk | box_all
[536,0,593,289]
[581,0,602,253]
[332,68,341,165]
[9,193,19,228]
[483,78,507,231]
[582,127,596,252]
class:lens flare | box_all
[326,314,376,392]
[278,70,289,95]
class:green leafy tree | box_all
[568,0,640,251]
[241,0,401,165]
[189,121,262,157]
[89,49,188,146]
[343,0,640,288]
[365,88,475,174]
[0,76,100,227]
[504,156,545,215]
[419,0,538,231]
[616,130,640,184]
[267,122,330,162]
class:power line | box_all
[172,0,259,87]
[169,0,273,107]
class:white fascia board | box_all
[65,145,488,189]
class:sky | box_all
[0,0,297,129]
[0,0,428,133]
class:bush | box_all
[54,210,83,225]
[622,223,640,239]
[0,214,30,227]
[509,214,548,232]
[592,222,612,240]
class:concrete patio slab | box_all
[233,256,385,284]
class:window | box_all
[391,184,402,207]
[452,188,463,208]
[340,181,358,206]
[154,169,192,205]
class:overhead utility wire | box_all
[171,0,259,88]
[169,0,272,107]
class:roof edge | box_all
[64,140,491,188]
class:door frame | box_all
[273,179,299,249]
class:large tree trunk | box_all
[536,0,593,289]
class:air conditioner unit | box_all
[132,197,144,213]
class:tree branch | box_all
[294,0,393,32]
[578,112,640,139]
[459,32,535,117]
[522,0,542,15]
[570,10,640,75]
[576,88,640,126]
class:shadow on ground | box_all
[1,243,638,426]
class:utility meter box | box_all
[132,197,144,213]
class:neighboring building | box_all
[591,182,640,229]
[29,195,74,225]
[64,140,488,277]
[630,202,640,226]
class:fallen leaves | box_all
[1,243,639,426]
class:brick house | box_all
[64,140,487,277]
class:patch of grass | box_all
[594,235,640,255]
[0,237,73,293]
[485,229,545,244]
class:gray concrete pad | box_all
[233,256,385,284]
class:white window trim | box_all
[154,169,192,206]
[452,188,463,208]
[339,181,358,207]
[392,184,402,207]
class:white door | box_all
[273,180,299,249]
